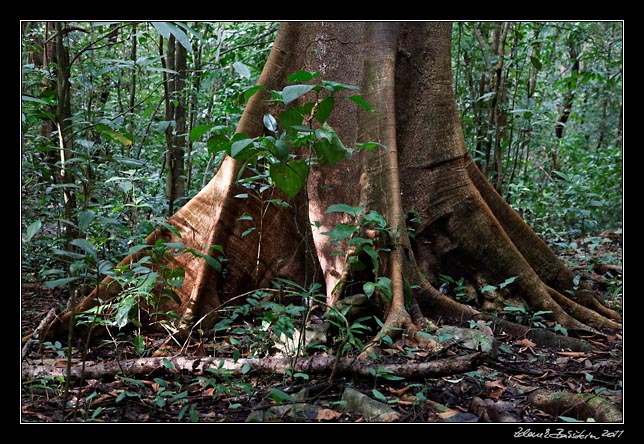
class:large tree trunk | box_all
[35,21,620,345]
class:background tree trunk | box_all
[54,22,79,249]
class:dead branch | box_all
[22,352,484,381]
[21,307,59,361]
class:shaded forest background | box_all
[21,22,622,289]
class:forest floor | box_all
[20,229,623,424]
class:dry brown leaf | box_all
[517,338,536,348]
[317,408,342,421]
[557,351,586,357]
[94,393,113,404]
[485,380,505,390]
[203,387,215,397]
[436,407,461,419]
[401,394,419,403]
[388,385,412,396]
[432,400,461,420]
[396,400,415,406]
[589,340,609,350]
[489,388,505,399]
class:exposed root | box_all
[548,287,622,331]
[520,386,623,423]
[561,288,622,323]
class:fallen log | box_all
[22,351,485,381]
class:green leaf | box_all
[22,95,52,106]
[363,281,376,297]
[480,285,497,293]
[322,80,359,92]
[157,120,174,134]
[118,181,133,193]
[476,91,496,102]
[242,85,265,102]
[202,255,222,272]
[241,227,256,238]
[95,124,133,146]
[348,95,375,112]
[270,159,308,198]
[133,335,145,355]
[263,114,277,132]
[78,210,96,230]
[532,310,553,318]
[44,276,79,288]
[499,276,519,289]
[127,244,150,255]
[26,220,42,242]
[559,416,584,423]
[114,156,144,168]
[70,238,97,260]
[363,246,380,274]
[372,389,388,403]
[278,109,303,131]
[231,138,255,158]
[185,248,222,272]
[530,55,542,70]
[287,70,320,83]
[270,388,294,404]
[233,61,251,79]
[355,141,388,151]
[314,129,347,165]
[115,295,137,329]
[273,140,290,162]
[207,134,230,154]
[151,22,172,39]
[174,22,205,43]
[322,223,358,243]
[363,210,387,228]
[326,203,364,218]
[152,22,193,52]
[211,244,225,255]
[189,125,214,142]
[281,84,315,105]
[315,96,334,124]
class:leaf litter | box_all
[21,231,622,423]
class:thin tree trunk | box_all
[553,40,580,171]
[54,21,78,249]
[490,22,510,192]
[127,22,137,157]
[172,41,187,208]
